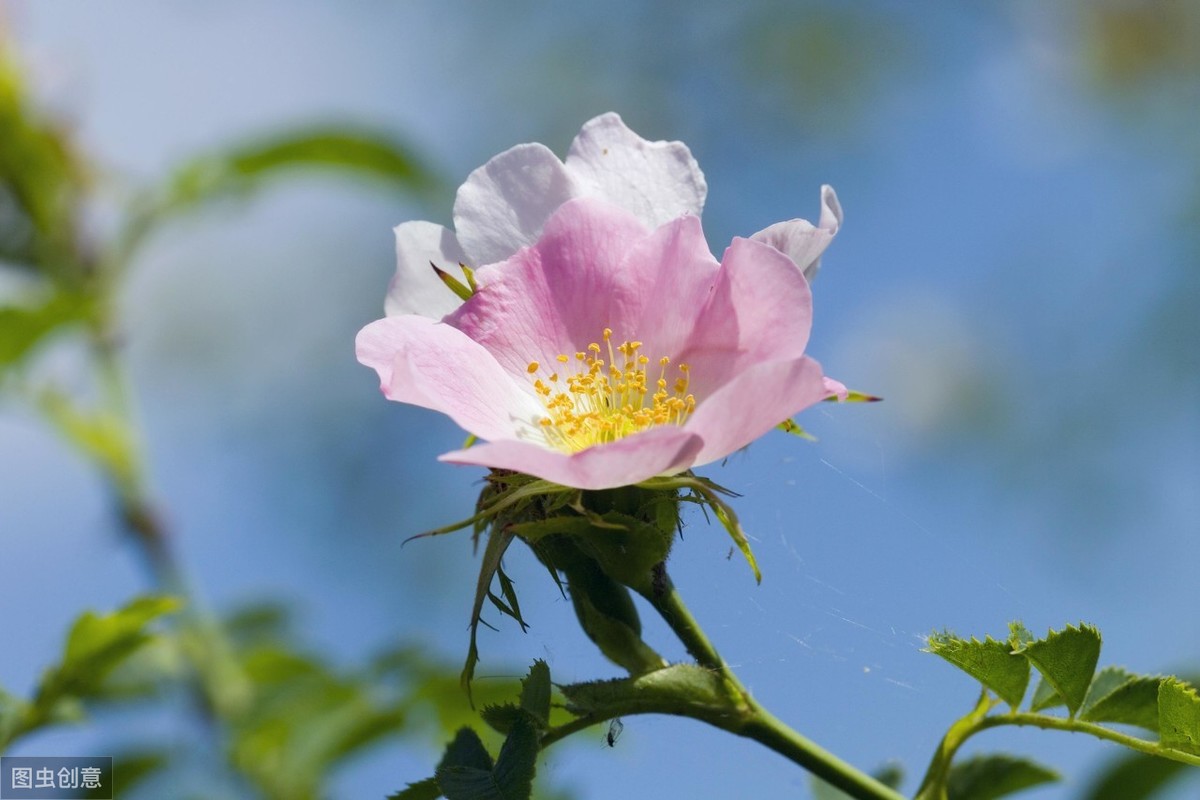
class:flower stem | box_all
[638,572,905,800]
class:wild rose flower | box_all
[358,197,836,491]
[385,113,841,319]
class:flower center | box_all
[526,328,695,453]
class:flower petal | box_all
[447,197,652,378]
[385,221,470,318]
[751,184,843,282]
[678,236,814,398]
[356,315,543,442]
[453,143,583,267]
[440,426,704,490]
[686,356,829,466]
[565,112,707,229]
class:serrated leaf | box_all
[389,777,442,800]
[1029,675,1065,713]
[1080,667,1161,731]
[945,754,1059,800]
[437,728,494,773]
[519,661,550,727]
[436,767,505,800]
[1158,678,1200,755]
[492,715,538,800]
[927,632,1030,708]
[1080,751,1190,800]
[480,704,522,735]
[1017,624,1101,717]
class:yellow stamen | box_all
[526,328,697,453]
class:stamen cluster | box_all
[527,328,695,452]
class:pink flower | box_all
[385,113,841,319]
[358,197,835,490]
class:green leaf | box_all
[519,661,551,727]
[85,751,168,799]
[433,719,537,800]
[389,777,443,800]
[945,754,1059,800]
[117,126,434,264]
[1016,624,1101,717]
[0,291,88,369]
[37,596,180,706]
[480,704,522,735]
[927,632,1030,708]
[438,728,494,773]
[491,715,538,800]
[1079,667,1161,731]
[1081,751,1190,800]
[1028,674,1064,712]
[1158,678,1200,755]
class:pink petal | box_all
[447,198,653,378]
[822,376,849,400]
[677,236,814,398]
[385,221,470,318]
[440,426,704,491]
[356,315,543,443]
[686,356,829,466]
[565,112,707,229]
[751,184,843,282]
[453,143,583,267]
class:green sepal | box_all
[461,527,518,700]
[777,418,816,440]
[1079,667,1161,731]
[1015,623,1101,718]
[926,632,1030,708]
[433,262,474,302]
[640,473,760,583]
[944,754,1058,800]
[823,389,882,403]
[1158,678,1200,755]
[531,535,665,675]
[560,664,735,724]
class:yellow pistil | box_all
[527,329,695,453]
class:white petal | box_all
[453,142,582,267]
[385,221,470,318]
[751,184,843,282]
[565,112,707,229]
